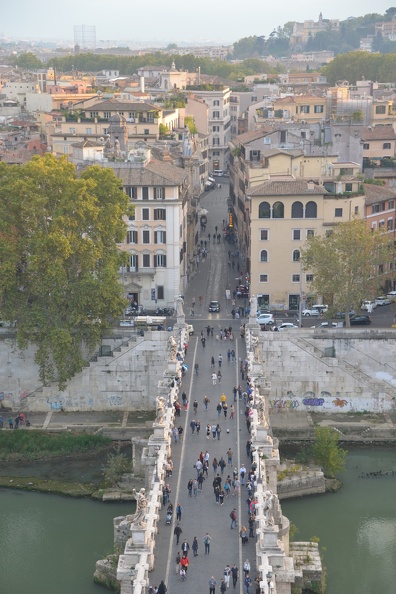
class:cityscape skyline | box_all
[1,0,394,46]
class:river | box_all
[282,448,396,594]
[0,488,131,594]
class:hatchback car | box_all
[387,291,396,301]
[302,308,320,317]
[375,296,391,306]
[311,322,338,328]
[208,300,220,312]
[275,323,298,331]
[349,315,371,325]
[256,313,275,325]
[187,324,194,335]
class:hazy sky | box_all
[1,1,394,45]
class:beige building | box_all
[248,178,365,310]
[272,95,328,123]
[361,125,396,164]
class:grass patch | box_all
[0,475,98,497]
[0,430,111,461]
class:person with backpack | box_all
[230,508,237,529]
[220,579,227,594]
[175,551,181,574]
[203,532,212,554]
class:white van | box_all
[213,169,224,176]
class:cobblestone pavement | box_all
[148,184,257,594]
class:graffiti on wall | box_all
[108,395,123,406]
[47,397,64,410]
[268,390,349,411]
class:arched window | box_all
[305,201,317,218]
[260,250,268,262]
[259,202,271,218]
[273,201,284,218]
[293,249,300,262]
[291,201,303,218]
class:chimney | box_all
[140,76,145,94]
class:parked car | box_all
[302,308,321,317]
[386,291,396,301]
[187,324,194,335]
[375,296,391,306]
[311,322,338,328]
[334,310,355,319]
[208,300,220,312]
[275,323,299,331]
[312,304,329,313]
[361,300,377,311]
[256,313,275,326]
[348,315,372,325]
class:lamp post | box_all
[266,571,273,594]
[129,568,136,594]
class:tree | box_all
[301,219,392,327]
[103,445,130,487]
[11,51,43,70]
[312,427,347,477]
[0,155,130,388]
[184,115,197,134]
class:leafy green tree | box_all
[301,219,392,327]
[11,51,43,69]
[312,427,347,477]
[184,115,197,134]
[103,445,130,487]
[0,155,130,388]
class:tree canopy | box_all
[301,219,393,326]
[0,155,130,388]
[312,426,347,478]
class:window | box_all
[128,254,138,271]
[388,219,393,231]
[379,221,385,229]
[129,211,135,221]
[154,187,165,200]
[86,127,92,134]
[154,230,166,243]
[212,111,220,119]
[326,230,333,237]
[259,274,268,283]
[157,286,164,300]
[314,105,324,113]
[301,131,306,139]
[300,105,310,114]
[376,105,386,114]
[273,201,284,218]
[260,250,268,262]
[292,274,300,282]
[363,143,370,150]
[154,254,167,267]
[305,201,317,218]
[212,125,220,132]
[69,127,75,134]
[280,130,287,143]
[335,208,343,217]
[354,206,359,215]
[127,230,138,244]
[372,204,379,214]
[154,208,166,220]
[125,186,137,199]
[383,143,391,149]
[142,254,150,267]
[142,230,150,243]
[389,201,394,210]
[104,112,111,119]
[259,202,271,218]
[292,201,303,218]
[306,274,314,282]
[212,137,220,146]
[345,183,353,192]
[292,249,300,262]
[144,129,149,135]
[293,229,301,240]
[260,229,268,240]
[378,264,384,274]
[306,229,315,238]
[142,208,150,221]
[142,187,149,200]
[213,100,220,106]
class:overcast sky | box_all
[1,1,394,45]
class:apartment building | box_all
[248,178,365,310]
[186,86,231,171]
[112,150,190,308]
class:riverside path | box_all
[147,181,257,594]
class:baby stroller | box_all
[180,568,187,581]
[166,503,173,525]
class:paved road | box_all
[148,185,256,594]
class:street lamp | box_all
[266,571,273,594]
[129,567,136,594]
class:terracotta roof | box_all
[249,179,328,196]
[361,125,396,141]
[112,159,188,187]
[362,183,396,205]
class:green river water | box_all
[1,448,395,593]
[282,448,396,594]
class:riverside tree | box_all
[0,155,130,388]
[312,427,347,478]
[301,219,392,327]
